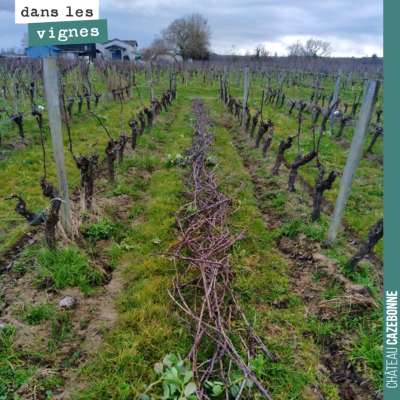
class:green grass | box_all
[48,311,74,351]
[36,245,103,295]
[322,284,344,300]
[22,303,53,325]
[0,325,39,399]
[81,217,125,240]
[348,305,383,391]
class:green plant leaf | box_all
[168,353,178,364]
[183,371,193,384]
[139,394,150,400]
[154,363,164,374]
[246,379,254,388]
[230,385,240,397]
[164,378,182,386]
[163,355,173,368]
[162,382,170,399]
[152,236,161,244]
[170,383,177,395]
[184,382,197,396]
[212,385,223,397]
[232,370,244,380]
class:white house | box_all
[96,39,139,60]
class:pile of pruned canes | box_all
[152,99,275,400]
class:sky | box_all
[1,0,383,57]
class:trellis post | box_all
[42,57,72,237]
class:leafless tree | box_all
[21,32,29,49]
[229,44,240,61]
[160,13,211,60]
[286,37,333,58]
[0,46,23,55]
[253,44,270,61]
[286,40,303,57]
[140,37,170,60]
[303,37,333,58]
[139,46,154,61]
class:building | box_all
[96,39,138,60]
[156,54,183,63]
[26,44,98,59]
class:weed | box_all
[137,136,157,150]
[300,220,329,242]
[139,354,198,400]
[136,154,158,171]
[37,246,103,295]
[109,183,132,197]
[0,325,38,399]
[23,303,53,325]
[11,261,25,274]
[307,316,341,339]
[107,242,124,266]
[311,271,326,282]
[131,204,144,218]
[289,297,302,307]
[348,321,383,390]
[270,191,288,208]
[48,311,73,350]
[82,217,124,240]
[205,153,219,166]
[322,285,344,300]
[278,219,301,238]
[342,263,377,294]
[165,153,187,168]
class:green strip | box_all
[384,1,399,398]
[28,19,108,46]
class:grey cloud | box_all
[0,0,383,56]
[0,0,14,12]
[99,0,382,55]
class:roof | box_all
[104,39,138,47]
[123,40,138,46]
[105,44,127,51]
[26,45,89,52]
[54,44,88,51]
[26,45,60,51]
